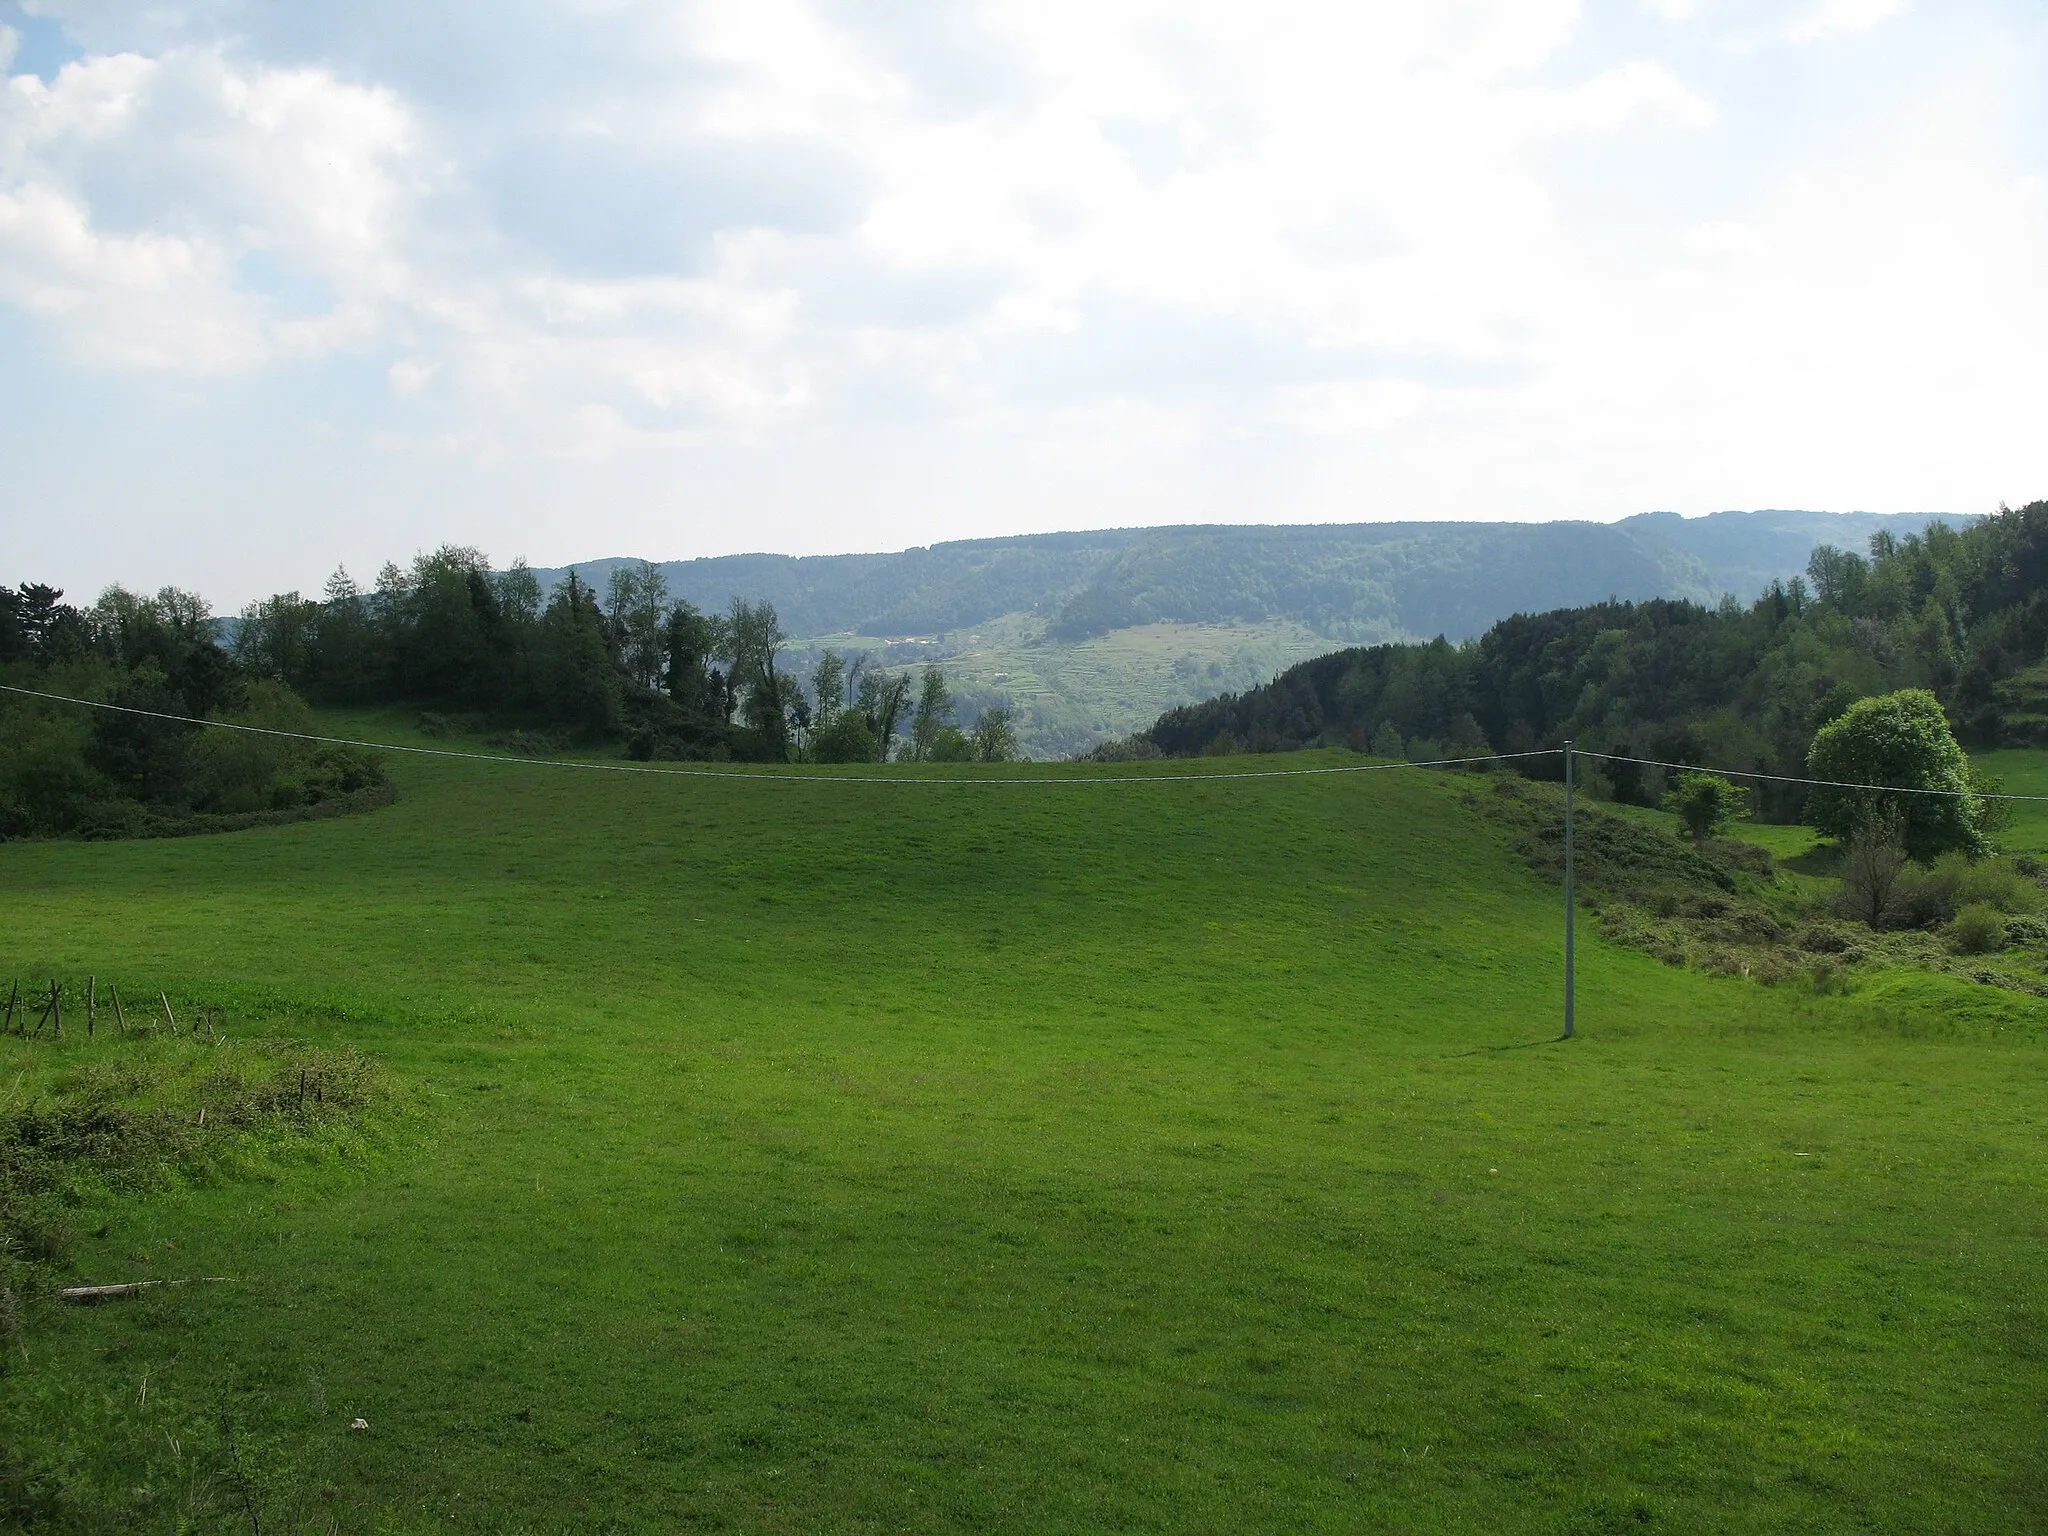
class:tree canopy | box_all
[1138,500,2048,831]
[1804,690,1984,858]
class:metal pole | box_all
[1563,739,1576,1039]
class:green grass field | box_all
[1977,748,2048,856]
[3,723,2045,1532]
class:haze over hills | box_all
[534,511,1968,641]
[531,510,1974,757]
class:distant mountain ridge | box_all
[530,510,1975,644]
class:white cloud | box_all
[0,0,2041,603]
[1784,0,1908,44]
[7,1,1725,443]
[0,47,414,370]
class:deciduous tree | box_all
[1805,689,1983,858]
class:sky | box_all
[1,0,2044,607]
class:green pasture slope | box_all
[1978,748,2048,857]
[2,725,2045,1533]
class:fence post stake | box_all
[1563,740,1576,1040]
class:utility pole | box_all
[1563,739,1576,1039]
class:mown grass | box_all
[0,725,2044,1532]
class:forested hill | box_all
[530,510,1969,646]
[1135,502,2048,816]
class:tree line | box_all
[230,548,1014,764]
[1140,499,2048,826]
[0,581,386,839]
[1,550,1017,839]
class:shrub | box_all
[1950,902,2008,955]
[812,710,879,764]
[1082,736,1163,764]
[1888,853,2040,929]
[1809,959,1850,995]
[1835,811,1907,927]
[490,728,566,756]
[1663,773,1749,843]
[927,725,975,763]
[1888,860,1962,929]
[1954,858,2040,914]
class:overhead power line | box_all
[0,682,1552,785]
[9,681,2046,801]
[1581,749,2048,803]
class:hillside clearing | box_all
[2,729,2044,1532]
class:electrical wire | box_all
[1578,748,2048,803]
[10,680,2043,802]
[0,681,1556,786]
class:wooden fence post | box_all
[87,975,97,1038]
[111,984,128,1034]
[160,991,176,1031]
[3,979,17,1035]
[51,978,61,1038]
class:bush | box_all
[1887,859,1962,929]
[927,725,975,763]
[1835,812,1908,927]
[1797,924,1850,953]
[1809,959,1851,995]
[1887,853,2039,929]
[1081,736,1163,764]
[1663,773,1749,843]
[1955,857,2040,914]
[812,710,879,764]
[490,728,566,756]
[1950,902,2008,954]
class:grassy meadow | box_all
[2,720,2045,1532]
[1977,748,2048,856]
